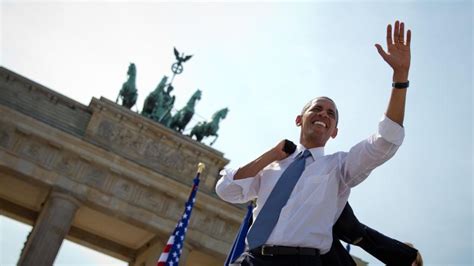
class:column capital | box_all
[49,190,82,208]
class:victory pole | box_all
[169,47,193,87]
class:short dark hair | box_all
[301,96,339,126]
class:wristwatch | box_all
[392,81,409,89]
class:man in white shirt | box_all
[216,20,411,266]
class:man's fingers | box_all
[406,29,412,47]
[375,44,389,62]
[386,24,393,46]
[400,22,405,44]
[394,20,400,43]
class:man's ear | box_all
[295,115,302,126]
[331,127,338,138]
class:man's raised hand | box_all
[375,20,411,82]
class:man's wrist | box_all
[392,70,409,83]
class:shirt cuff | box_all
[219,168,257,195]
[378,115,405,146]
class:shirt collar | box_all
[295,144,325,159]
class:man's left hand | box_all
[375,20,411,82]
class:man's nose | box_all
[317,110,329,117]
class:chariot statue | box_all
[151,84,175,126]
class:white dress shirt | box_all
[215,115,404,254]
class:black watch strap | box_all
[392,81,409,89]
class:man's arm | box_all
[339,21,411,188]
[334,203,420,266]
[215,140,290,203]
[375,20,411,126]
[234,140,289,180]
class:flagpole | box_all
[157,163,205,266]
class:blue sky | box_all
[1,1,472,265]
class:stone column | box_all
[18,191,81,266]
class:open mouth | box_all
[312,121,327,128]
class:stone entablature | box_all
[85,97,227,194]
[0,67,92,137]
[0,67,229,196]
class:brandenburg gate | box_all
[0,66,244,266]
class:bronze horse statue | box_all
[189,107,228,145]
[116,63,138,109]
[169,89,202,132]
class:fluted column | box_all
[18,191,81,266]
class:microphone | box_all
[283,139,297,155]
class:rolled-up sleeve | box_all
[340,115,405,189]
[378,114,405,146]
[215,168,260,204]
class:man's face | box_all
[296,98,338,148]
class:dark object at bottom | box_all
[240,246,322,266]
[324,202,419,266]
[250,245,320,256]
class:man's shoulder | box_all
[323,151,347,160]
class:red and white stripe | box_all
[157,236,175,266]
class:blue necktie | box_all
[247,150,312,249]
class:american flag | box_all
[157,166,202,266]
[224,202,254,266]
